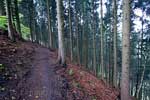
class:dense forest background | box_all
[0,0,150,100]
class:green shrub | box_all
[0,16,30,39]
[0,16,7,29]
[21,24,30,39]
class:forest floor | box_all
[0,29,119,100]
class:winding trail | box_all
[20,46,65,100]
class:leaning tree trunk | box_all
[56,0,65,65]
[121,0,131,100]
[5,0,14,40]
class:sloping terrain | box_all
[0,29,119,100]
[56,64,120,100]
[0,34,66,100]
[0,35,35,100]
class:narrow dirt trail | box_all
[0,35,120,100]
[20,46,65,100]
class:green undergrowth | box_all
[0,16,7,29]
[21,24,30,39]
[0,16,30,39]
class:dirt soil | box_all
[56,63,120,100]
[51,50,120,100]
[0,35,67,100]
[0,32,119,100]
[17,46,67,100]
[0,35,34,99]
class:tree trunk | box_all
[135,11,146,99]
[0,0,5,15]
[82,2,88,68]
[136,60,147,99]
[56,0,65,65]
[46,0,53,48]
[134,39,140,97]
[121,0,131,100]
[29,11,33,41]
[100,0,104,78]
[14,0,21,35]
[75,14,81,66]
[29,18,33,41]
[68,0,73,62]
[29,0,36,42]
[93,29,96,74]
[5,0,14,40]
[92,1,96,74]
[113,0,117,87]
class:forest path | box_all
[21,46,65,100]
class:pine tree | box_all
[0,0,5,15]
[121,0,131,99]
[46,0,53,48]
[14,0,21,34]
[5,0,14,40]
[56,0,65,65]
[113,0,117,87]
[100,0,104,78]
[68,0,73,62]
